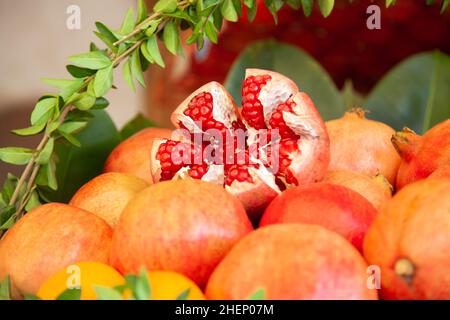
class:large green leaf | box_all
[364,51,450,133]
[39,110,121,203]
[224,40,345,120]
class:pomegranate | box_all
[392,120,450,190]
[206,224,378,300]
[110,180,253,288]
[428,165,450,180]
[150,69,330,221]
[363,179,450,299]
[326,108,401,185]
[322,170,393,210]
[260,183,377,252]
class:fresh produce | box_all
[69,172,148,227]
[392,120,450,189]
[37,262,125,300]
[150,69,329,220]
[206,224,378,300]
[322,170,393,210]
[104,128,173,183]
[0,204,112,298]
[110,180,253,288]
[260,183,377,251]
[363,179,450,299]
[326,108,401,185]
[144,271,205,300]
[428,165,450,179]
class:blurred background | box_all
[0,0,449,177]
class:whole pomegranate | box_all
[322,170,393,210]
[326,108,401,185]
[260,183,377,252]
[150,69,330,221]
[363,179,450,299]
[392,120,450,190]
[206,224,378,300]
[428,165,450,180]
[110,180,253,288]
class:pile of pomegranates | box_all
[0,69,449,300]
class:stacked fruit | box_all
[0,69,449,300]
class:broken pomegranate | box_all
[150,69,330,221]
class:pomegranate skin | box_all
[363,179,450,300]
[393,120,450,190]
[428,165,450,180]
[206,224,378,300]
[326,109,401,185]
[260,183,378,252]
[110,180,253,288]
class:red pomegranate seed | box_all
[183,92,228,133]
[241,75,272,130]
[225,164,254,186]
[269,99,299,140]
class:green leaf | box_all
[56,288,81,300]
[318,0,334,17]
[73,93,97,111]
[120,114,157,139]
[123,60,135,92]
[385,0,396,8]
[25,190,41,212]
[176,288,191,300]
[95,22,118,43]
[163,20,179,55]
[131,51,145,87]
[147,36,165,68]
[0,206,16,230]
[47,156,58,190]
[144,20,161,37]
[224,40,345,120]
[94,31,117,53]
[31,97,56,126]
[43,78,85,100]
[36,138,54,165]
[59,121,88,135]
[95,286,123,300]
[154,0,178,14]
[93,97,110,110]
[69,51,112,70]
[1,174,17,205]
[205,20,218,44]
[12,123,46,136]
[286,0,301,10]
[301,0,313,16]
[0,276,11,300]
[0,147,34,165]
[221,0,238,22]
[248,288,265,300]
[364,51,450,133]
[38,110,121,203]
[94,65,114,98]
[120,8,136,34]
[141,40,154,64]
[264,0,284,23]
[134,268,151,300]
[245,0,257,21]
[59,131,81,147]
[137,0,148,23]
[66,65,96,78]
[441,0,450,13]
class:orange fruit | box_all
[37,262,125,300]
[146,271,205,300]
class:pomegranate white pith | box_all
[150,69,330,221]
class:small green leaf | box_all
[12,123,46,136]
[0,276,11,300]
[131,51,145,87]
[154,0,178,14]
[301,0,313,16]
[66,65,96,78]
[441,0,450,13]
[205,20,218,44]
[94,65,114,98]
[286,0,301,10]
[25,190,41,212]
[232,0,243,16]
[385,0,396,8]
[94,31,117,53]
[31,97,56,126]
[59,121,88,135]
[59,131,81,147]
[221,0,238,22]
[318,0,334,17]
[69,51,112,70]
[43,78,85,100]
[120,8,136,35]
[0,147,34,165]
[73,93,97,111]
[176,288,191,300]
[56,288,81,300]
[137,0,148,23]
[95,22,118,43]
[36,138,55,165]
[0,214,16,231]
[141,41,155,64]
[144,20,161,37]
[123,60,135,92]
[163,20,179,55]
[47,156,58,190]
[93,97,110,110]
[248,288,265,300]
[134,268,151,300]
[147,36,165,68]
[0,206,16,230]
[94,286,123,300]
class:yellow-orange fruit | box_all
[0,204,112,298]
[69,172,148,227]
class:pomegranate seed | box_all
[183,92,228,132]
[241,75,272,129]
[269,99,299,140]
[225,164,254,186]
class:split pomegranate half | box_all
[150,69,330,221]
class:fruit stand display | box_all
[0,0,449,301]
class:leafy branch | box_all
[0,0,448,237]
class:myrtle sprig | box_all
[0,0,447,237]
